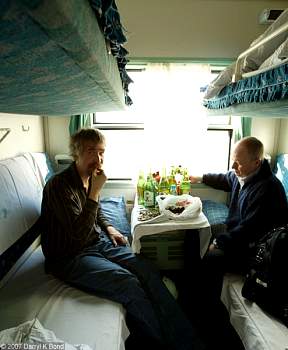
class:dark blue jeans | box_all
[47,232,205,350]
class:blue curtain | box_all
[69,114,92,135]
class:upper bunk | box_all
[203,9,288,118]
[0,0,131,116]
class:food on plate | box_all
[138,207,160,221]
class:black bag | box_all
[241,225,288,327]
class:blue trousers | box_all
[47,232,205,350]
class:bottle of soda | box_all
[179,168,190,194]
[144,173,156,208]
[168,166,177,194]
[137,170,146,205]
[170,183,177,196]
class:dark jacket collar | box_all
[65,161,86,191]
[244,159,272,186]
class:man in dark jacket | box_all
[201,137,288,257]
[184,136,287,348]
[189,137,287,291]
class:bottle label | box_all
[144,190,154,207]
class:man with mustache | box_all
[41,128,206,350]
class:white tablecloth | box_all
[131,206,211,257]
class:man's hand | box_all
[189,175,202,184]
[107,226,128,247]
[89,169,107,201]
[208,243,216,251]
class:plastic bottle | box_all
[180,168,191,194]
[168,166,177,193]
[170,183,177,196]
[180,176,191,195]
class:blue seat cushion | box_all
[100,196,131,237]
[202,199,228,226]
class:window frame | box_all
[93,64,233,178]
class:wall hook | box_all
[22,125,30,132]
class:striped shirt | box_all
[41,162,111,261]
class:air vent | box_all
[259,9,284,24]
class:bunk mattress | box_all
[0,0,125,116]
[221,274,288,350]
[203,62,288,117]
[203,9,288,118]
[0,245,129,350]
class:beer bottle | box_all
[137,170,145,205]
[158,167,170,195]
[144,173,156,208]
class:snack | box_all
[138,207,160,221]
[166,206,185,214]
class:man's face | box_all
[231,144,260,178]
[77,140,105,176]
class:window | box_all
[94,64,232,180]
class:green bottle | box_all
[158,168,170,195]
[144,174,156,208]
[137,171,146,205]
[180,173,191,195]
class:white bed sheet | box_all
[221,273,288,350]
[0,246,129,350]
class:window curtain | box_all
[69,114,92,136]
[232,116,252,143]
[140,63,210,174]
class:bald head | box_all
[232,137,264,177]
[236,137,264,161]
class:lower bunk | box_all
[0,153,129,350]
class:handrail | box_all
[233,21,288,82]
[0,128,11,144]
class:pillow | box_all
[100,196,131,236]
[242,9,288,72]
[258,38,288,70]
[31,152,55,183]
[203,63,235,99]
[0,318,92,350]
